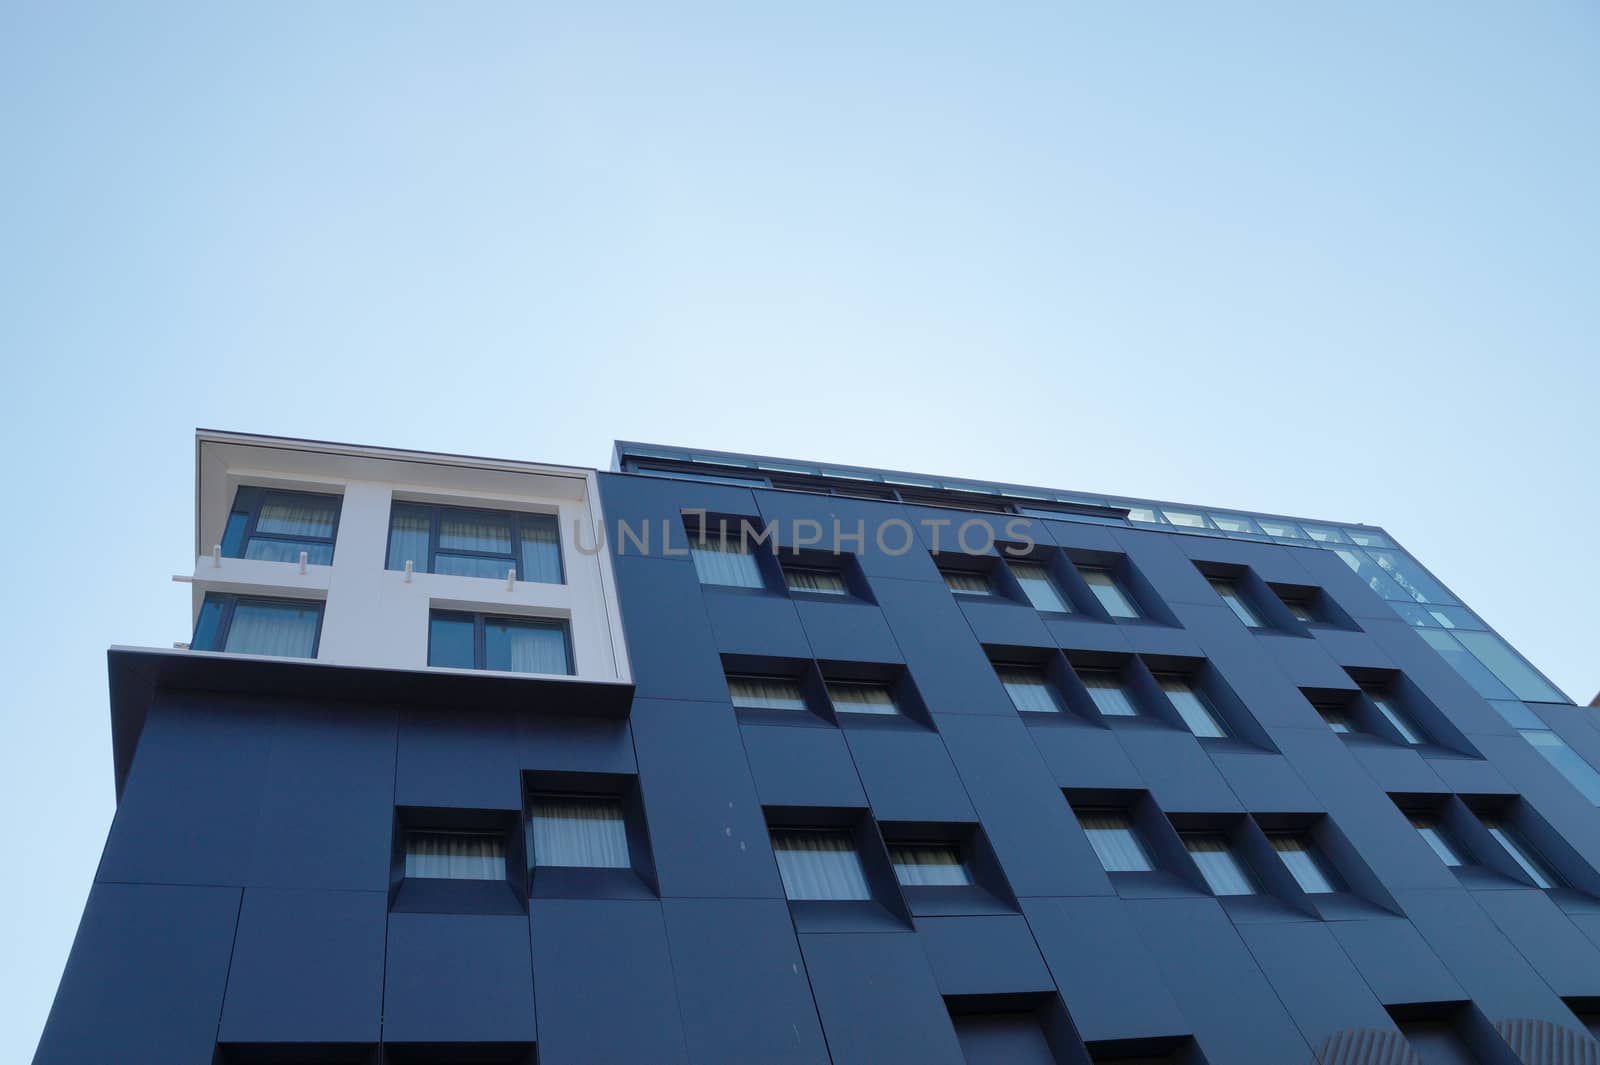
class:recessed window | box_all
[1209,578,1264,628]
[1521,730,1600,805]
[1156,674,1228,738]
[1077,811,1154,873]
[1009,561,1070,613]
[770,830,872,900]
[1363,684,1425,745]
[1183,834,1256,896]
[427,611,572,675]
[827,681,899,717]
[1407,813,1467,868]
[997,666,1064,714]
[1482,817,1559,889]
[386,502,562,583]
[192,594,323,659]
[942,569,995,596]
[1283,597,1318,623]
[688,531,766,588]
[889,843,971,886]
[1077,667,1139,718]
[1269,834,1341,894]
[529,796,630,868]
[1314,701,1355,734]
[1079,566,1142,619]
[222,486,341,565]
[784,567,848,595]
[404,829,507,881]
[728,675,809,712]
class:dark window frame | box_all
[191,592,325,658]
[222,485,342,564]
[386,500,564,584]
[427,609,573,675]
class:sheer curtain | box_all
[1078,669,1137,717]
[224,601,320,658]
[531,798,630,868]
[999,668,1062,713]
[1080,568,1141,618]
[728,677,808,711]
[942,570,993,595]
[1010,562,1069,612]
[405,830,506,880]
[387,503,432,571]
[1184,835,1255,895]
[486,619,570,675]
[1158,676,1228,738]
[440,508,513,553]
[520,516,564,584]
[771,831,872,900]
[827,683,898,716]
[1077,812,1153,872]
[689,536,765,588]
[784,568,846,594]
[255,493,338,538]
[890,844,970,886]
[1270,835,1338,893]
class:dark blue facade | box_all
[35,451,1600,1065]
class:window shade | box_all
[771,831,872,900]
[531,797,630,868]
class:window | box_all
[1009,561,1070,613]
[1314,701,1354,734]
[386,502,562,583]
[1283,597,1318,623]
[827,681,899,716]
[688,531,765,588]
[1077,667,1139,717]
[942,569,994,596]
[784,567,848,595]
[1270,834,1341,894]
[728,675,809,712]
[192,594,323,658]
[770,830,872,900]
[997,666,1064,714]
[427,611,572,675]
[1156,674,1228,738]
[1209,578,1264,628]
[222,486,340,565]
[1077,811,1154,872]
[1079,566,1142,618]
[1183,834,1256,896]
[1521,730,1600,805]
[1408,813,1467,867]
[1481,817,1559,889]
[529,796,630,868]
[1363,684,1425,745]
[404,829,507,880]
[889,843,971,886]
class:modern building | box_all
[34,431,1600,1065]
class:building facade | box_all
[34,432,1600,1065]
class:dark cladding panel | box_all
[741,722,867,809]
[1236,921,1397,1050]
[795,599,903,664]
[871,578,1014,716]
[609,554,729,702]
[843,726,975,822]
[396,706,523,810]
[915,915,1055,998]
[1472,889,1600,998]
[1328,919,1465,1006]
[383,912,536,1044]
[799,932,966,1065]
[703,589,813,658]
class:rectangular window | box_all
[771,830,872,900]
[1314,701,1354,734]
[1183,834,1256,895]
[1077,811,1154,872]
[728,675,809,712]
[1079,566,1142,618]
[530,796,631,868]
[827,682,899,716]
[1010,561,1071,613]
[942,569,994,596]
[784,567,848,595]
[1407,813,1466,867]
[1156,675,1228,738]
[427,610,572,675]
[1209,578,1264,628]
[688,533,765,588]
[222,486,341,565]
[385,502,563,584]
[1364,685,1425,745]
[1270,834,1341,894]
[1521,730,1600,805]
[1077,668,1139,717]
[998,666,1064,714]
[1482,818,1558,889]
[191,594,323,659]
[1283,597,1318,623]
[403,829,507,880]
[889,843,971,886]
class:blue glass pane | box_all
[1488,700,1547,730]
[255,492,339,539]
[428,612,476,669]
[224,600,320,658]
[439,509,513,554]
[387,503,431,572]
[1425,605,1485,630]
[1333,549,1412,601]
[1259,519,1308,539]
[1417,629,1516,700]
[1345,529,1396,548]
[1301,524,1350,543]
[1453,631,1567,703]
[244,538,334,565]
[520,515,564,584]
[1367,549,1459,606]
[1391,603,1438,628]
[191,595,225,651]
[435,553,517,580]
[485,618,570,675]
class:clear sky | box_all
[2,2,1596,1058]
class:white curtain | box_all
[785,569,846,594]
[487,620,570,675]
[1485,822,1554,888]
[1407,815,1464,867]
[224,601,320,658]
[255,494,338,538]
[1078,812,1152,872]
[1011,562,1069,612]
[1158,677,1228,738]
[999,668,1061,713]
[690,537,765,588]
[1185,835,1255,895]
[1270,835,1337,893]
[1210,580,1263,627]
[890,844,970,886]
[1367,691,1423,744]
[439,508,513,553]
[405,830,505,880]
[827,683,898,716]
[1081,568,1141,618]
[771,831,872,900]
[942,570,993,595]
[728,677,808,711]
[387,503,431,571]
[1079,669,1137,717]
[532,798,631,868]
[519,516,564,584]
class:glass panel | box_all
[1301,524,1350,543]
[1408,814,1466,866]
[785,568,848,595]
[484,618,570,675]
[1125,507,1163,525]
[889,843,971,886]
[1010,562,1070,613]
[1270,835,1340,893]
[1333,549,1412,601]
[943,570,994,595]
[435,553,518,580]
[1365,688,1425,745]
[531,797,630,868]
[1078,668,1138,717]
[1483,820,1557,888]
[1157,675,1228,738]
[827,682,899,716]
[689,536,766,588]
[1487,700,1546,730]
[1346,529,1396,548]
[1284,598,1317,623]
[1259,519,1308,539]
[255,491,339,539]
[224,600,321,658]
[771,831,872,900]
[438,508,513,554]
[1426,605,1485,630]
[998,667,1063,713]
[1521,731,1600,805]
[387,502,432,572]
[519,514,564,584]
[1367,549,1459,606]
[428,611,476,668]
[1210,579,1264,628]
[1184,835,1256,895]
[1077,811,1153,872]
[1453,631,1568,703]
[244,538,335,565]
[191,595,225,652]
[1210,514,1262,534]
[221,489,254,557]
[1391,602,1439,628]
[728,676,808,712]
[1080,567,1141,618]
[1417,629,1517,700]
[1315,703,1354,734]
[404,830,506,880]
[1163,509,1211,529]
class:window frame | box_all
[191,593,325,659]
[427,609,573,675]
[524,771,657,899]
[222,485,342,565]
[386,500,564,584]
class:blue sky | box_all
[2,2,1597,1058]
